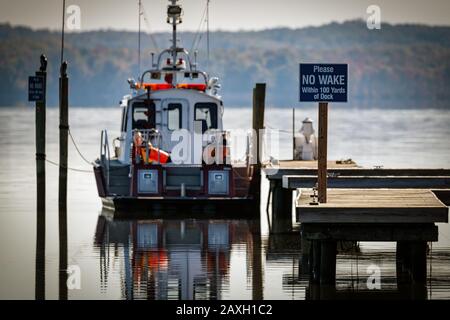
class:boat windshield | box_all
[194,103,217,133]
[133,102,156,130]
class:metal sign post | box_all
[299,63,348,203]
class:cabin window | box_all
[132,102,155,130]
[194,103,218,133]
[167,103,182,131]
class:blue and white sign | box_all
[299,63,348,102]
[28,76,45,102]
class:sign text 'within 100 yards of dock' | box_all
[299,64,348,102]
[28,76,45,102]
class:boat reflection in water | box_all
[92,210,437,300]
[94,212,263,300]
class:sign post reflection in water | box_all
[33,54,47,300]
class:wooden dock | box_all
[296,189,449,224]
[262,160,450,289]
[265,160,450,230]
[296,188,448,286]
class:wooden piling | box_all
[270,179,292,233]
[35,54,47,300]
[59,62,69,211]
[251,220,263,300]
[319,240,336,285]
[300,231,311,276]
[410,241,427,284]
[317,102,328,203]
[250,83,266,209]
[307,283,321,300]
[397,241,428,297]
[396,241,412,285]
[310,240,321,283]
[58,61,69,300]
[252,83,266,166]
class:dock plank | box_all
[282,175,450,189]
[264,160,450,180]
[271,160,358,169]
[296,189,448,223]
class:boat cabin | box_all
[117,82,224,165]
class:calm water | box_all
[0,106,449,300]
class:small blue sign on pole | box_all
[299,63,348,102]
[28,76,45,102]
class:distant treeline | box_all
[1,20,449,108]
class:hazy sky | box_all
[1,0,449,32]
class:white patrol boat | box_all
[94,0,259,215]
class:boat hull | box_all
[101,196,259,219]
[95,159,260,218]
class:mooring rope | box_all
[45,158,92,173]
[40,129,95,173]
[264,122,294,134]
[52,128,126,174]
[39,128,95,173]
[68,129,95,166]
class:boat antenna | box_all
[138,0,142,79]
[206,0,210,68]
[171,0,177,64]
[167,0,183,78]
[60,0,66,65]
[167,0,181,63]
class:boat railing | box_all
[100,129,111,189]
[155,48,193,71]
[139,68,209,89]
